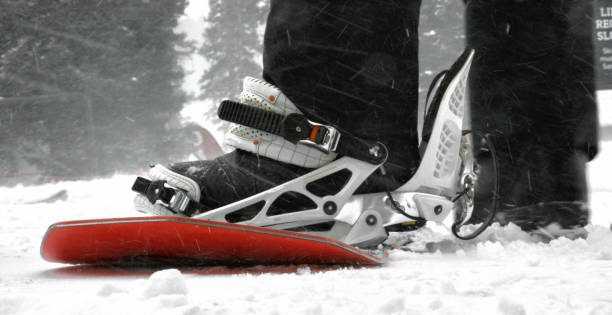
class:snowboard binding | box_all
[133,49,490,247]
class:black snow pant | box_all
[171,0,424,211]
[465,0,598,225]
[263,0,423,190]
[263,0,598,226]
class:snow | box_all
[176,0,230,154]
[1,137,612,315]
[142,269,188,298]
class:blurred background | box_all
[0,0,609,187]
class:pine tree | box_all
[418,0,466,124]
[199,0,268,105]
[0,0,191,181]
[419,0,466,79]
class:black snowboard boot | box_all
[134,77,416,216]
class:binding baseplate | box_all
[136,49,477,248]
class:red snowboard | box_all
[41,217,386,266]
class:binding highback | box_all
[399,49,475,197]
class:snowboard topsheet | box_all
[41,217,385,266]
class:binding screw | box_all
[434,205,443,215]
[296,126,302,132]
[366,215,377,226]
[369,145,381,158]
[323,201,337,215]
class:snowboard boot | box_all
[134,77,411,217]
[134,77,334,216]
[469,139,590,239]
[133,150,310,216]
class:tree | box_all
[0,0,191,181]
[199,0,268,108]
[418,0,466,120]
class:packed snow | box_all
[1,142,612,314]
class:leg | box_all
[263,0,422,190]
[136,0,423,214]
[466,0,598,232]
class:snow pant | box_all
[263,0,598,225]
[465,0,598,225]
[263,0,423,191]
[171,0,425,211]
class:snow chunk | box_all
[377,296,405,314]
[98,284,126,297]
[498,297,526,315]
[440,281,457,295]
[143,269,188,298]
[476,240,506,258]
[302,304,324,315]
[525,256,541,267]
[590,304,612,315]
[182,306,206,315]
[157,295,189,308]
[429,299,443,310]
[0,296,24,314]
[296,266,311,275]
[587,225,612,245]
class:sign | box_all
[595,1,612,89]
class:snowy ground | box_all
[2,102,612,315]
[0,150,611,315]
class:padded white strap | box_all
[133,164,201,216]
[148,164,201,201]
[223,77,336,168]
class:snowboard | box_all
[41,217,386,267]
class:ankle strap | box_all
[219,99,387,165]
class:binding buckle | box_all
[218,100,384,163]
[133,177,191,214]
[299,121,341,154]
[166,188,190,213]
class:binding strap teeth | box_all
[218,100,284,135]
[218,100,387,165]
[218,100,338,154]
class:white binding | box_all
[224,77,337,168]
[139,50,476,247]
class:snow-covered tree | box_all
[199,0,268,103]
[0,0,191,180]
